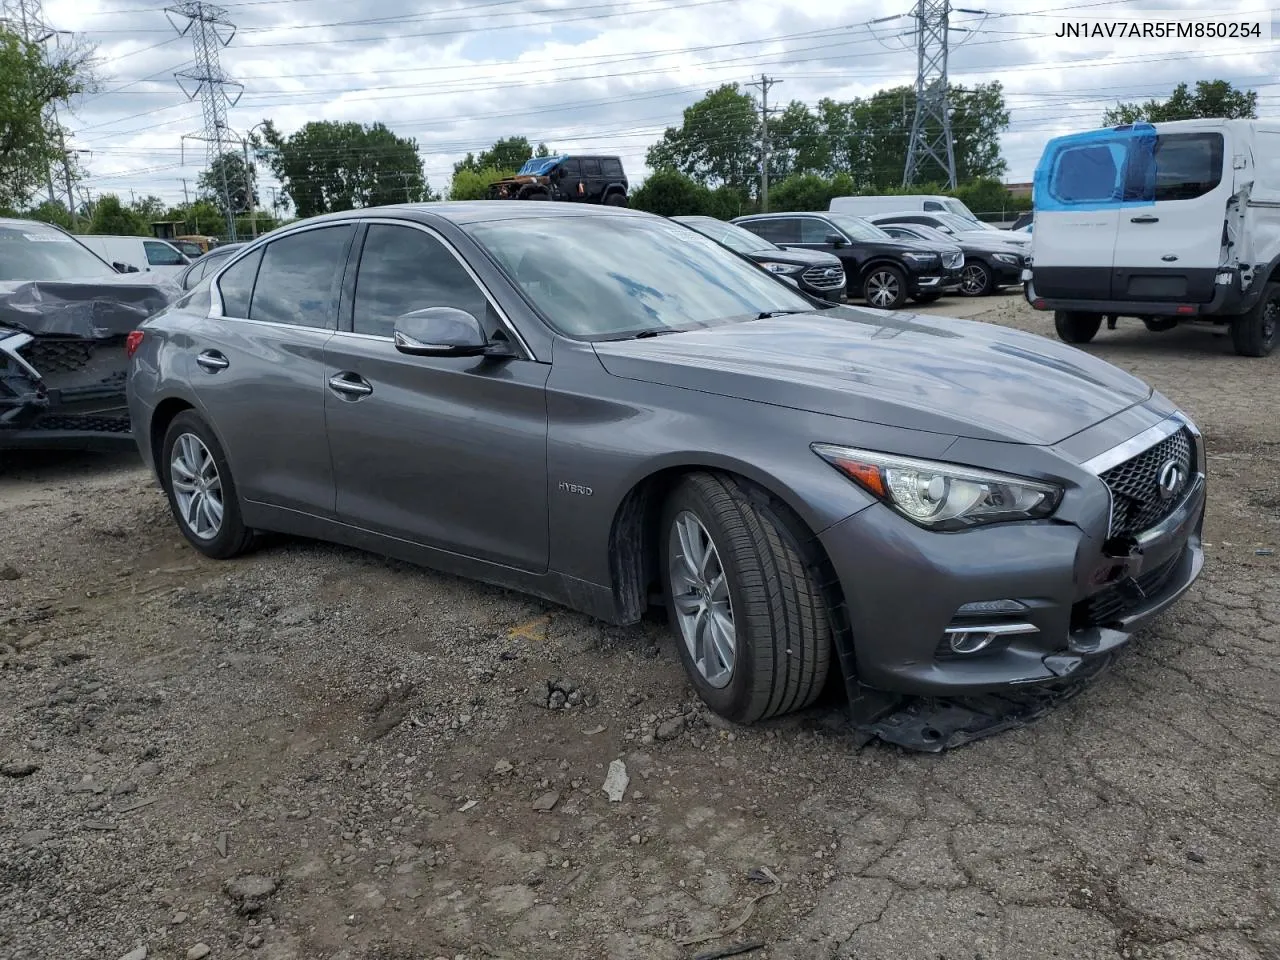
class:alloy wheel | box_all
[866,271,900,308]
[668,510,736,688]
[960,263,988,295]
[170,432,224,540]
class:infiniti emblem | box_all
[1156,459,1186,500]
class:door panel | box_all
[1030,132,1133,300]
[190,225,354,516]
[1112,131,1231,302]
[324,222,551,571]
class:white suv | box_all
[1024,118,1280,356]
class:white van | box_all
[829,194,982,223]
[76,235,191,276]
[1025,118,1280,356]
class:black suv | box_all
[488,154,628,206]
[732,211,961,309]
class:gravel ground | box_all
[1,295,1277,960]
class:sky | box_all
[31,0,1280,213]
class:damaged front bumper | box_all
[1,328,135,450]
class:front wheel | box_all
[660,473,832,725]
[959,260,994,297]
[161,411,255,559]
[1054,310,1103,344]
[1231,281,1279,356]
[862,265,908,309]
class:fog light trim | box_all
[943,621,1039,655]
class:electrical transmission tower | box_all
[746,75,781,212]
[167,2,243,240]
[1,0,78,220]
[871,0,986,189]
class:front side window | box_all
[352,224,492,338]
[799,218,835,243]
[145,240,186,266]
[215,248,263,317]
[466,214,814,340]
[923,200,944,211]
[602,158,623,178]
[581,158,602,178]
[248,225,354,330]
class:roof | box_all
[290,200,650,228]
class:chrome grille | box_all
[801,265,845,289]
[1100,428,1194,537]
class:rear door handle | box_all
[1129,215,1159,223]
[327,372,373,399]
[195,350,229,372]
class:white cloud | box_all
[33,0,1280,208]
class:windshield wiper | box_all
[756,309,813,319]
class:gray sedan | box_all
[125,202,1206,729]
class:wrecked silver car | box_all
[1,218,180,451]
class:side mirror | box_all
[113,261,140,273]
[393,307,503,358]
[824,233,845,247]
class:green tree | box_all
[768,173,842,212]
[88,194,147,235]
[129,194,167,224]
[197,151,258,215]
[26,198,73,229]
[255,119,434,219]
[448,165,515,201]
[454,137,551,175]
[628,169,714,216]
[0,27,96,210]
[646,83,760,195]
[1102,79,1257,126]
[769,101,830,181]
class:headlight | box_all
[902,252,938,262]
[992,252,1020,265]
[759,261,801,274]
[811,443,1063,530]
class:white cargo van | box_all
[76,235,190,277]
[829,194,982,223]
[1025,118,1280,356]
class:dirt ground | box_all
[1,294,1277,960]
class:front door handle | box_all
[195,350,229,372]
[327,372,373,399]
[1130,215,1159,223]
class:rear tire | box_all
[1231,281,1279,357]
[862,264,908,309]
[1054,310,1103,344]
[161,411,255,560]
[660,472,832,725]
[604,193,627,207]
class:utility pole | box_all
[747,75,780,212]
[59,133,77,229]
[167,1,243,241]
[181,178,190,206]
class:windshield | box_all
[467,214,815,339]
[826,213,892,241]
[943,198,979,221]
[677,217,778,254]
[0,223,117,281]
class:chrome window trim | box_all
[207,217,533,361]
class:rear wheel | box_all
[161,411,255,560]
[1054,310,1103,344]
[660,473,832,725]
[863,264,908,309]
[604,192,627,206]
[959,260,994,297]
[1231,281,1279,357]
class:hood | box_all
[956,229,1029,248]
[751,246,841,266]
[957,234,1028,254]
[591,307,1151,446]
[0,274,181,339]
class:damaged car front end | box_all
[0,219,180,451]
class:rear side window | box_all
[581,158,602,177]
[1143,133,1224,202]
[248,225,355,330]
[182,258,210,290]
[743,218,798,243]
[602,158,623,178]
[215,248,263,318]
[145,240,186,266]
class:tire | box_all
[912,292,941,304]
[521,190,549,201]
[1054,310,1103,344]
[161,411,255,560]
[660,472,832,725]
[1231,281,1280,357]
[604,192,627,207]
[959,260,994,297]
[862,264,908,309]
[1143,317,1178,332]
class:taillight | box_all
[125,330,144,358]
